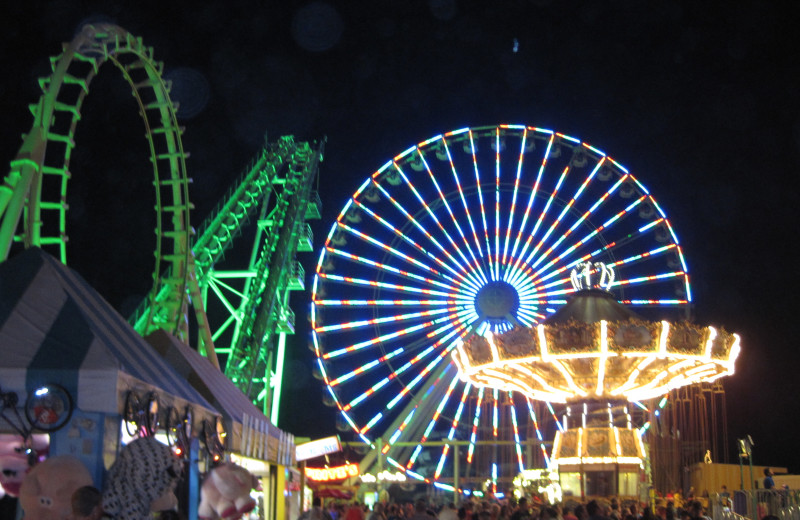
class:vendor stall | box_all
[552,426,647,499]
[147,329,296,520]
[0,248,219,503]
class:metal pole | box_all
[749,449,755,519]
[453,442,459,498]
[739,453,744,491]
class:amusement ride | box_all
[0,23,322,424]
[0,21,742,501]
[311,125,740,496]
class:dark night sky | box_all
[2,1,799,472]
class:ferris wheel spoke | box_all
[372,172,486,290]
[507,163,619,286]
[324,246,459,292]
[503,128,528,265]
[500,127,530,268]
[509,132,554,263]
[508,392,525,473]
[326,347,405,387]
[439,134,486,264]
[467,129,497,279]
[359,352,458,436]
[317,272,456,298]
[467,387,485,464]
[339,344,439,412]
[333,218,464,287]
[522,160,603,274]
[327,313,472,391]
[407,371,460,471]
[525,196,680,302]
[508,165,571,281]
[433,381,472,479]
[416,148,488,283]
[323,312,462,360]
[493,129,503,281]
[394,157,483,283]
[526,397,552,467]
[315,306,457,334]
[314,299,456,307]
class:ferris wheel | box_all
[311,124,691,488]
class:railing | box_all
[712,490,800,520]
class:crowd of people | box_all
[301,495,720,520]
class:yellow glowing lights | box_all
[453,319,740,403]
[305,463,360,481]
[551,427,644,468]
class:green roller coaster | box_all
[0,23,321,424]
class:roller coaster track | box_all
[1,23,324,422]
[0,23,192,336]
[130,136,323,419]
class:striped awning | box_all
[146,330,295,465]
[0,247,217,416]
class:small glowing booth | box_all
[551,427,646,498]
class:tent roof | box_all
[0,247,216,414]
[146,330,272,427]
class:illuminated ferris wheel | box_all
[310,124,691,489]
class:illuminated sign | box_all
[230,453,268,475]
[305,463,359,481]
[360,471,407,483]
[570,261,615,292]
[295,436,342,462]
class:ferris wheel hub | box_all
[475,281,519,320]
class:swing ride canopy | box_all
[452,263,741,403]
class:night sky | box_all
[2,1,799,473]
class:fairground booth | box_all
[147,330,297,520]
[0,248,220,511]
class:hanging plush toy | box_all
[198,462,258,520]
[18,455,93,520]
[102,437,182,520]
[0,433,49,497]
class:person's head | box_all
[574,505,587,520]
[416,500,428,513]
[518,498,528,511]
[71,486,103,520]
[764,468,773,477]
[586,501,600,517]
[542,508,559,520]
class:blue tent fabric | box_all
[146,330,267,427]
[0,247,216,415]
